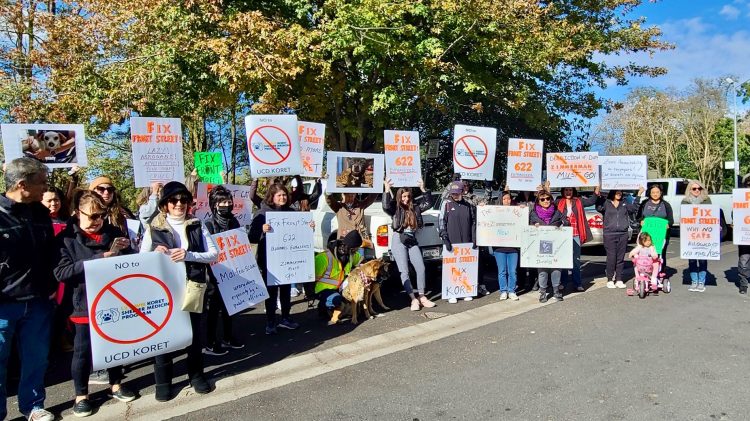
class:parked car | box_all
[646,178,733,227]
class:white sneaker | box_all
[448,298,458,304]
[290,287,300,297]
[28,408,54,421]
[463,296,473,301]
[615,281,626,289]
[508,293,519,301]
[499,292,508,300]
[606,281,616,289]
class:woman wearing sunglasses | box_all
[530,191,569,302]
[681,180,712,292]
[53,190,137,417]
[88,176,135,233]
[140,181,219,401]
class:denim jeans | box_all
[0,298,54,418]
[688,259,708,283]
[493,251,518,293]
[562,237,582,288]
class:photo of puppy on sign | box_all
[1,123,87,168]
[326,152,384,193]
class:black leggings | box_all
[206,284,233,346]
[154,312,203,386]
[71,323,123,396]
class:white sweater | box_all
[140,215,218,264]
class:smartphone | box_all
[109,237,127,253]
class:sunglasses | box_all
[94,186,116,194]
[538,197,552,202]
[79,209,106,221]
[692,187,703,191]
[168,196,190,205]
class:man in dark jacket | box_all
[0,157,57,421]
[439,181,481,302]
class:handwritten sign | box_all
[246,114,302,177]
[520,226,574,269]
[641,216,669,255]
[298,121,325,178]
[194,183,254,225]
[453,125,497,180]
[680,204,721,260]
[476,206,529,247]
[266,211,315,286]
[733,189,750,245]
[441,243,478,300]
[194,152,223,184]
[384,130,421,187]
[507,138,543,191]
[209,229,269,315]
[546,152,599,188]
[130,117,184,188]
[599,155,647,190]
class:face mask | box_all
[217,205,233,216]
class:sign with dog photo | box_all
[441,243,479,300]
[384,130,421,187]
[130,117,185,187]
[325,151,385,193]
[520,226,574,269]
[265,211,315,286]
[453,124,497,181]
[246,114,303,177]
[1,123,87,168]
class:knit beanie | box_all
[89,176,114,190]
[342,230,363,250]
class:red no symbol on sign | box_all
[90,274,173,345]
[248,125,292,165]
[453,135,488,170]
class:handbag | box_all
[181,280,207,313]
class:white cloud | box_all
[720,4,741,19]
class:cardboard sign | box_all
[476,205,529,247]
[599,155,647,190]
[130,117,184,187]
[441,243,479,300]
[84,252,192,370]
[453,125,497,180]
[641,216,669,255]
[384,130,422,187]
[265,212,315,286]
[520,226,574,269]
[507,138,543,191]
[194,183,255,225]
[1,123,88,168]
[680,204,721,260]
[546,152,599,188]
[246,114,302,177]
[209,229,269,315]
[194,152,223,184]
[733,189,750,245]
[298,121,325,178]
[325,151,385,193]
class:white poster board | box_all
[384,130,422,187]
[266,211,315,286]
[441,243,479,300]
[520,226,574,269]
[546,152,599,188]
[680,204,721,260]
[84,252,192,370]
[325,151,385,193]
[733,189,750,245]
[599,155,647,190]
[298,121,325,178]
[209,229,269,315]
[130,117,184,187]
[1,123,87,168]
[194,183,255,225]
[507,138,543,191]
[246,114,302,177]
[453,125,497,180]
[476,205,529,247]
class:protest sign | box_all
[520,226,574,269]
[453,125,497,180]
[733,189,750,245]
[194,182,255,225]
[194,152,223,184]
[546,152,599,188]
[325,151,385,193]
[125,219,142,250]
[298,121,325,178]
[209,229,269,315]
[266,211,315,286]
[246,114,302,177]
[680,204,721,260]
[441,243,479,300]
[384,130,422,187]
[599,155,647,190]
[84,252,192,370]
[476,205,529,247]
[1,123,88,168]
[507,138,543,191]
[130,117,184,187]
[641,216,669,255]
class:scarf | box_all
[213,211,232,231]
[557,198,588,243]
[685,196,704,205]
[535,204,556,224]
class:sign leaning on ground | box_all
[506,138,543,191]
[680,204,721,260]
[130,117,184,187]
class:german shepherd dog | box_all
[338,259,390,325]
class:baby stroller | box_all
[627,254,671,298]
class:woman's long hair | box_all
[683,179,709,203]
[396,188,418,230]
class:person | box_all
[141,181,218,401]
[382,178,436,310]
[0,157,58,421]
[53,190,137,417]
[628,232,660,289]
[88,176,135,233]
[555,186,599,291]
[439,181,477,303]
[290,175,322,211]
[202,185,244,355]
[314,231,364,324]
[530,190,569,302]
[682,180,711,292]
[491,191,521,300]
[596,188,644,289]
[137,182,162,226]
[325,190,378,252]
[738,174,750,294]
[42,186,70,228]
[636,184,674,271]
